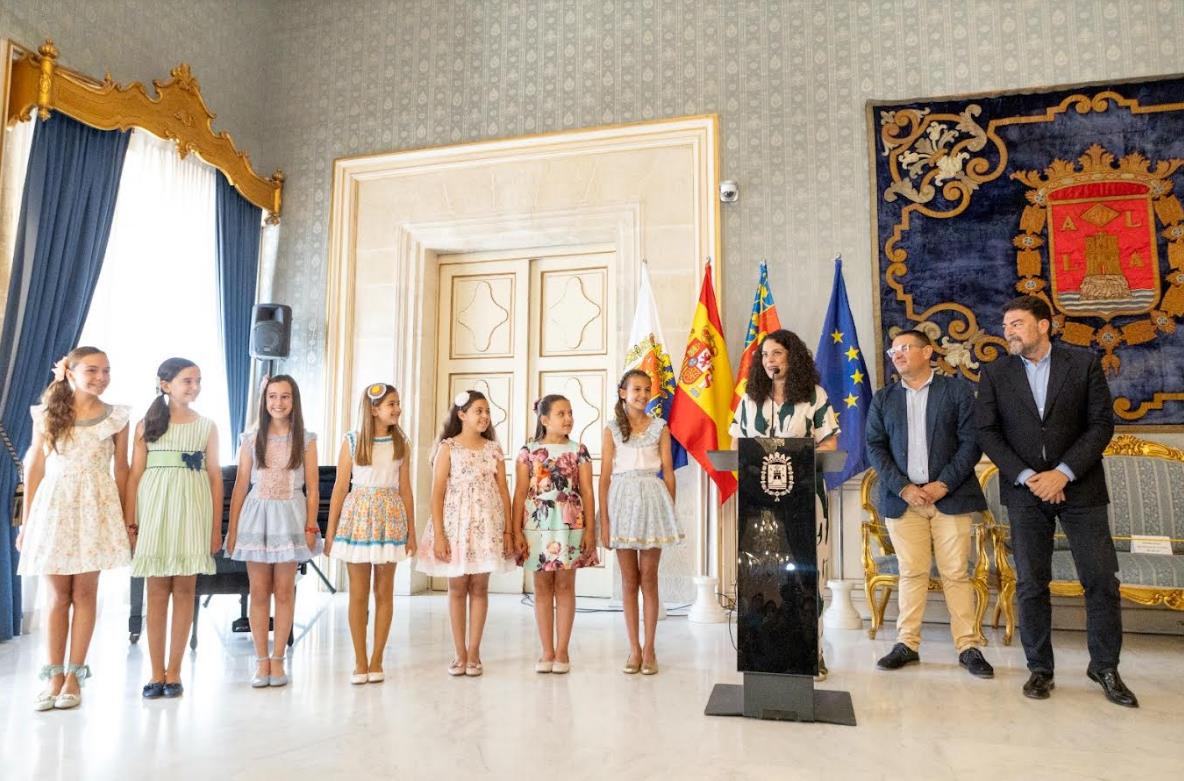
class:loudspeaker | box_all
[250,304,292,359]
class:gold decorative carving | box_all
[6,40,281,218]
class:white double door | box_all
[435,249,616,597]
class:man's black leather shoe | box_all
[1022,671,1054,699]
[958,647,994,679]
[1087,668,1139,708]
[876,643,920,670]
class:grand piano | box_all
[128,465,339,647]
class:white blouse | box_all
[345,432,405,489]
[729,384,840,444]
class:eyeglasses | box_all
[885,344,920,359]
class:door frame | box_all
[324,116,722,600]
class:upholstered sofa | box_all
[981,434,1184,645]
[859,469,991,642]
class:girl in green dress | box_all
[126,357,223,699]
[511,395,597,674]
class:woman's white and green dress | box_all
[729,384,839,666]
[130,417,216,577]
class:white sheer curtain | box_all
[80,129,232,460]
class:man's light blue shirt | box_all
[1016,346,1076,486]
[904,371,934,485]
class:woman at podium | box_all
[730,329,839,678]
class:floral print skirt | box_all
[330,487,408,564]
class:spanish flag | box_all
[670,262,737,503]
[731,260,782,410]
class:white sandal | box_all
[34,664,64,712]
[54,664,89,709]
[251,657,270,688]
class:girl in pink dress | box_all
[416,390,514,677]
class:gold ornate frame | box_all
[866,79,1184,429]
[5,40,282,219]
[981,433,1184,645]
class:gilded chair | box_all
[860,469,991,641]
[983,434,1184,646]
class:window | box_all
[79,130,233,461]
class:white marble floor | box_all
[1,587,1181,781]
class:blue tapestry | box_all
[869,76,1184,427]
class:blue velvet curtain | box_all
[214,174,262,447]
[0,115,130,641]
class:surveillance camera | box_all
[719,180,739,203]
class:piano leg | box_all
[129,576,144,643]
[305,559,337,593]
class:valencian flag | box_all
[732,260,782,410]
[624,263,687,469]
[670,261,737,503]
[815,257,872,491]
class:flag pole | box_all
[689,254,729,623]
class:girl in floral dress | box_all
[325,383,416,684]
[18,347,131,710]
[416,390,514,677]
[511,394,596,674]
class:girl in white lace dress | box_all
[416,390,514,677]
[17,347,131,711]
[599,369,681,677]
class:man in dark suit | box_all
[976,295,1136,707]
[865,330,993,678]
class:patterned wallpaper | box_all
[263,0,1184,434]
[0,0,270,175]
[5,0,1183,428]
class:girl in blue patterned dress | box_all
[599,369,682,676]
[511,394,597,673]
[225,375,321,688]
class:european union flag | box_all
[815,258,872,490]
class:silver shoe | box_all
[251,657,270,688]
[268,656,288,687]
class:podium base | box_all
[704,679,856,726]
[688,576,727,623]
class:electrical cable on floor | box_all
[718,591,738,651]
[519,594,693,616]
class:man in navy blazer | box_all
[865,330,993,678]
[976,295,1136,708]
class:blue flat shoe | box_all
[142,681,165,699]
[162,682,183,698]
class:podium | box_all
[704,438,856,726]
